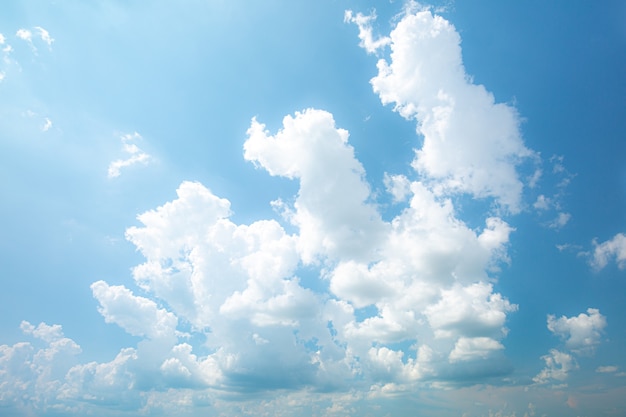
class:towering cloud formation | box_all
[1,6,587,416]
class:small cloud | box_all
[344,10,391,54]
[41,117,52,132]
[590,233,626,271]
[547,308,606,355]
[533,349,578,384]
[34,26,54,47]
[528,168,542,188]
[15,26,54,53]
[596,365,618,373]
[15,28,32,42]
[383,173,411,203]
[533,194,551,211]
[556,243,581,252]
[548,212,571,229]
[107,132,152,178]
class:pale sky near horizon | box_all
[1,1,626,416]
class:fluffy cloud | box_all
[590,233,626,270]
[1,6,544,414]
[245,109,387,264]
[547,308,606,354]
[343,10,390,54]
[533,349,578,385]
[350,9,536,213]
[107,132,152,178]
[534,308,606,385]
[448,337,504,363]
[424,283,517,340]
[91,280,178,340]
[0,322,81,414]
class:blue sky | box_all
[1,1,626,416]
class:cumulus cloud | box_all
[534,308,606,385]
[351,9,536,213]
[533,349,578,384]
[107,132,152,178]
[424,282,517,340]
[244,109,387,263]
[1,6,546,414]
[547,308,606,355]
[448,337,504,363]
[15,28,32,43]
[590,233,626,270]
[0,322,81,414]
[91,280,178,340]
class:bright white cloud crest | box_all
[351,9,536,212]
[547,308,606,354]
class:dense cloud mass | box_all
[0,5,615,416]
[351,8,537,213]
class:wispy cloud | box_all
[107,132,152,178]
[15,26,54,53]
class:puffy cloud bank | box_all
[0,6,588,416]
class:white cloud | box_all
[107,132,152,178]
[34,26,54,47]
[14,27,53,53]
[344,10,390,54]
[590,233,626,270]
[533,194,551,211]
[424,282,517,340]
[0,6,546,413]
[534,308,606,386]
[547,308,606,354]
[15,28,32,42]
[383,173,411,203]
[448,337,504,363]
[41,117,52,132]
[352,9,536,213]
[244,109,387,263]
[0,322,81,414]
[91,280,178,340]
[548,212,571,229]
[596,365,619,373]
[533,349,578,384]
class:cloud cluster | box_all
[0,322,81,414]
[534,308,606,385]
[0,6,586,415]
